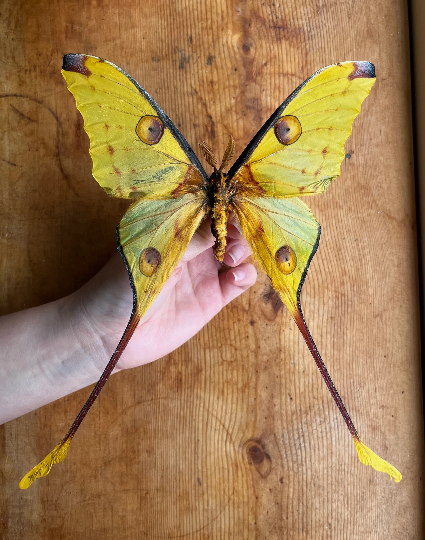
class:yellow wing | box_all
[61,54,209,315]
[61,54,206,199]
[118,193,207,320]
[232,195,319,314]
[230,62,401,482]
[229,60,376,321]
[229,61,375,197]
[20,55,208,489]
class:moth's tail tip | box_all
[19,438,72,489]
[354,437,402,483]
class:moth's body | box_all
[19,54,402,489]
[199,137,237,261]
[208,170,230,261]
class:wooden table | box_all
[1,0,423,538]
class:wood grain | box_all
[0,0,423,538]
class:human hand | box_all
[69,217,257,373]
[0,216,256,424]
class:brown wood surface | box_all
[0,0,423,538]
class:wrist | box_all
[56,293,110,381]
[63,253,134,374]
[0,295,104,425]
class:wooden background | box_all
[1,0,423,538]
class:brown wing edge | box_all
[116,224,139,323]
[295,222,321,320]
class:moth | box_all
[20,54,401,488]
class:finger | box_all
[226,222,242,239]
[226,212,243,239]
[179,219,215,264]
[219,263,257,306]
[222,238,252,267]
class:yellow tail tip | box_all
[354,438,402,483]
[19,438,72,489]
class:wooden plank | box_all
[0,0,423,538]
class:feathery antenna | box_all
[219,135,235,171]
[199,140,218,170]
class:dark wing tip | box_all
[348,61,376,81]
[62,54,92,76]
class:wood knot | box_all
[262,285,283,321]
[248,443,264,464]
[243,439,272,478]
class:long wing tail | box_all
[19,311,140,489]
[292,304,402,483]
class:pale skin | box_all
[0,218,256,425]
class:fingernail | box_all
[231,268,246,282]
[228,244,245,264]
